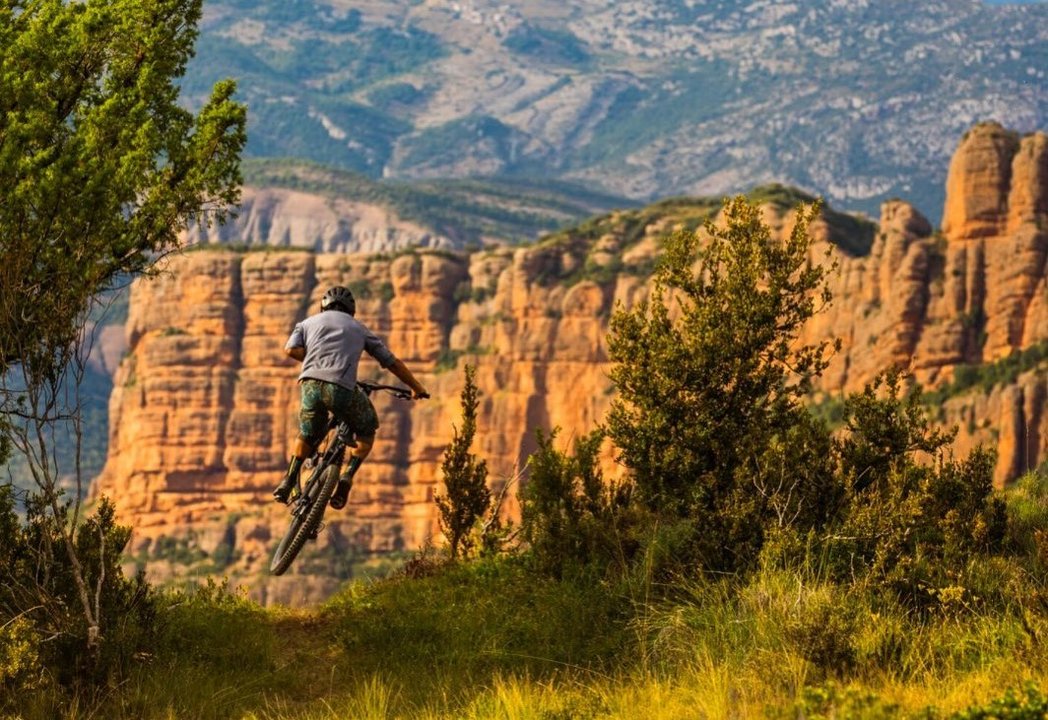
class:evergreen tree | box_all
[436,364,490,559]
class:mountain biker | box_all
[273,285,429,509]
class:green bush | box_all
[779,684,901,720]
[0,615,45,703]
[0,488,156,688]
[829,375,1009,611]
[784,586,861,676]
[520,429,633,577]
[952,684,1048,719]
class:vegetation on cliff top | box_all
[923,341,1048,407]
[522,185,876,291]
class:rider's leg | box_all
[349,436,373,461]
[343,435,374,481]
[288,436,314,479]
[330,435,373,510]
[273,436,314,503]
[330,384,380,510]
[275,380,327,503]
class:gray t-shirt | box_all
[285,311,397,390]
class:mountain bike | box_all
[269,380,414,576]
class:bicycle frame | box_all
[270,380,414,575]
[293,381,413,501]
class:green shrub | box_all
[952,684,1048,719]
[0,489,156,688]
[829,375,1009,611]
[784,586,861,676]
[434,347,462,372]
[605,196,836,572]
[452,280,472,303]
[520,429,633,577]
[778,684,901,720]
[0,615,45,703]
[836,370,954,493]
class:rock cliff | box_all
[93,123,1048,603]
[801,124,1048,391]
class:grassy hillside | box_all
[8,516,1048,719]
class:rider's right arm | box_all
[359,323,428,399]
[388,358,429,400]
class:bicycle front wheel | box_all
[269,465,339,576]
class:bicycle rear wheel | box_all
[270,465,339,576]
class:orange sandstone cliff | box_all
[93,123,1048,603]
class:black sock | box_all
[340,455,362,484]
[286,456,304,483]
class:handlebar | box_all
[357,381,416,400]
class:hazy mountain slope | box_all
[212,159,638,249]
[182,0,1047,223]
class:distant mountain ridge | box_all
[184,0,1047,224]
[184,159,636,251]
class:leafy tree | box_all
[436,364,490,559]
[0,0,246,379]
[605,196,837,570]
[0,0,245,660]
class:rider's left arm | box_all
[285,323,306,362]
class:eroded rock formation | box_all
[93,123,1048,603]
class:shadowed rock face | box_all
[93,123,1048,604]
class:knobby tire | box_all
[270,466,339,575]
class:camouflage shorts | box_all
[298,380,379,445]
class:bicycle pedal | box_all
[308,522,325,541]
